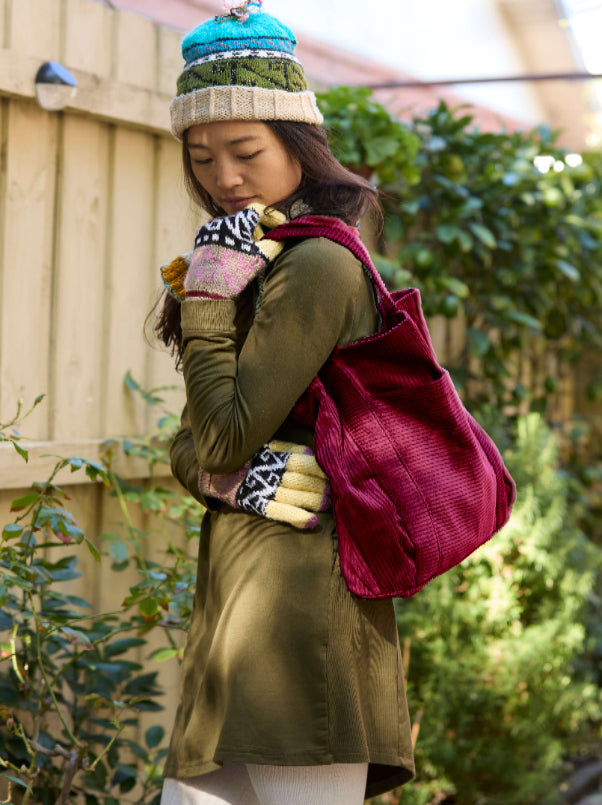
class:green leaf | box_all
[0,775,32,793]
[61,626,94,649]
[457,229,474,252]
[109,541,129,563]
[555,260,580,281]
[2,523,23,539]
[11,441,28,462]
[104,637,147,658]
[365,135,399,165]
[84,537,102,562]
[503,310,543,330]
[149,647,180,662]
[145,724,165,749]
[65,456,83,471]
[467,328,491,357]
[85,459,109,483]
[438,277,471,299]
[10,491,40,511]
[139,598,160,618]
[436,224,460,244]
[468,223,497,249]
[124,371,164,406]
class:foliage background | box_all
[1,90,601,803]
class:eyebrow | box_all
[188,136,260,150]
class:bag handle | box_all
[261,215,397,319]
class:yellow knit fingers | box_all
[279,470,327,495]
[267,440,308,453]
[161,254,190,300]
[264,500,317,530]
[273,486,326,511]
[249,203,287,263]
[284,454,326,478]
[265,441,326,477]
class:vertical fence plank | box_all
[7,0,61,59]
[102,127,156,436]
[158,26,183,96]
[63,0,112,77]
[0,0,6,49]
[114,8,157,89]
[0,100,58,436]
[146,135,196,415]
[50,115,110,441]
[427,315,447,363]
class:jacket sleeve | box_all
[180,237,376,474]
[169,404,216,510]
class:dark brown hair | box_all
[153,120,382,366]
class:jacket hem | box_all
[163,749,415,793]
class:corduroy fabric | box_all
[263,217,517,599]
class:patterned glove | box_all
[160,251,192,302]
[198,441,331,530]
[184,205,284,300]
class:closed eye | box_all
[239,150,262,161]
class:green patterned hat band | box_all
[170,2,323,140]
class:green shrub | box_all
[0,391,201,804]
[392,415,602,805]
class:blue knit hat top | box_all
[169,2,323,140]
[182,11,297,60]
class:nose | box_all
[215,158,243,191]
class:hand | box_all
[184,205,282,300]
[198,441,331,530]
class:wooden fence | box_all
[0,0,199,744]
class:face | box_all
[186,120,302,215]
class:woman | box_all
[156,3,415,803]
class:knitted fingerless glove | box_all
[198,441,331,530]
[184,205,285,300]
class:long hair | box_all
[153,121,382,367]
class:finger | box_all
[279,470,327,495]
[285,454,326,478]
[266,440,312,456]
[264,500,319,530]
[273,486,327,512]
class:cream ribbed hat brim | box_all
[170,86,324,140]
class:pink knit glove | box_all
[184,207,274,300]
[199,441,331,530]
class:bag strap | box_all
[261,215,397,319]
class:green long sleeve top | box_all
[170,235,378,491]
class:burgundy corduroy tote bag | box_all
[264,217,516,599]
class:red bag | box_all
[264,216,516,599]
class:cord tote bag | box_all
[264,217,517,599]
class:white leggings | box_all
[160,762,368,805]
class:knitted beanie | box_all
[170,1,323,140]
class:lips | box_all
[223,196,256,212]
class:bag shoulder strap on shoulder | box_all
[261,215,399,320]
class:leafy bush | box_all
[319,91,602,418]
[386,416,602,805]
[0,391,201,804]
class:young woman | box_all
[156,4,415,803]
